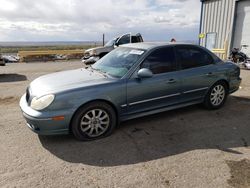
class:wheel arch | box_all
[205,79,230,99]
[214,79,229,93]
[69,99,119,132]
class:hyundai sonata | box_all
[20,43,241,141]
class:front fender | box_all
[47,80,127,117]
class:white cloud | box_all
[0,0,17,11]
[0,0,201,41]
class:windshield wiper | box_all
[90,65,109,78]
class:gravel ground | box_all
[0,61,250,188]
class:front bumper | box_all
[19,94,70,135]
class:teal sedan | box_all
[20,43,241,141]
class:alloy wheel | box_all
[210,85,225,106]
[80,109,110,137]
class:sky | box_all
[0,0,201,42]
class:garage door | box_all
[233,0,250,57]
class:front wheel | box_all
[203,82,228,109]
[71,102,117,141]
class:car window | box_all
[137,35,143,42]
[118,34,130,45]
[131,36,137,43]
[104,38,116,47]
[141,47,176,74]
[131,36,140,43]
[176,46,214,69]
[92,47,145,78]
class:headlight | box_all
[30,94,55,110]
[89,50,97,56]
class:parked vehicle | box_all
[2,55,19,63]
[0,54,6,66]
[20,43,241,141]
[230,45,250,69]
[53,54,68,60]
[82,33,143,64]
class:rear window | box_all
[176,46,214,69]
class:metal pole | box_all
[103,34,105,46]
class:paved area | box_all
[0,61,250,188]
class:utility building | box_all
[199,0,250,58]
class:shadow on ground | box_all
[0,74,27,82]
[39,96,250,167]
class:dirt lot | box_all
[0,61,250,188]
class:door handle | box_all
[206,72,213,76]
[166,79,176,84]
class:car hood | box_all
[85,46,114,54]
[29,68,112,97]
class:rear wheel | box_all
[203,82,228,109]
[71,102,116,141]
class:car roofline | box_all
[121,42,198,51]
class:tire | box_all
[71,101,117,141]
[203,81,228,110]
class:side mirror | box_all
[137,68,153,78]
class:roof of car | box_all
[122,42,196,50]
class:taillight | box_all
[230,66,240,78]
[235,66,240,77]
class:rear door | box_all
[175,45,219,102]
[126,47,181,115]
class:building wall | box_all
[200,0,236,52]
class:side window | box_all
[131,36,139,43]
[141,47,176,74]
[176,46,214,70]
[118,34,130,45]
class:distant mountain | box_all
[0,41,102,47]
[0,40,199,47]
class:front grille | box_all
[26,88,30,103]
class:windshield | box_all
[104,38,117,47]
[92,47,145,78]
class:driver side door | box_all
[125,47,181,115]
